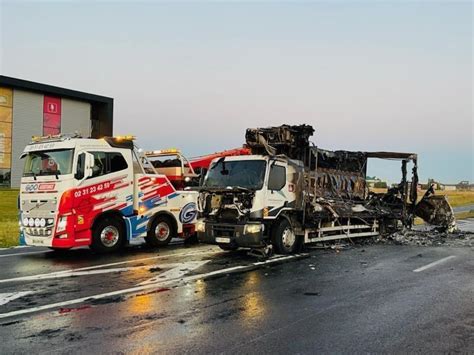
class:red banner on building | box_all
[43,96,61,135]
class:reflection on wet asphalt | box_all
[0,226,473,354]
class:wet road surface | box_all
[0,226,473,354]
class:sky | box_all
[0,1,472,184]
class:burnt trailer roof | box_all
[364,151,417,161]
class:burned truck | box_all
[196,124,455,254]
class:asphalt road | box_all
[0,224,473,354]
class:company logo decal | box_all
[24,183,56,192]
[39,183,55,191]
[25,184,38,192]
[179,202,197,224]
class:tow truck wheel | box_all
[91,217,125,253]
[272,219,298,254]
[146,215,176,247]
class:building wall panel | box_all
[61,98,91,137]
[0,87,13,185]
[11,90,43,187]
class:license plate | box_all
[216,237,230,244]
[31,238,45,245]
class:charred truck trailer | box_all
[196,124,455,254]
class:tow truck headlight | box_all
[22,217,29,227]
[47,218,54,225]
[39,218,46,227]
[244,224,263,234]
[195,220,206,233]
[56,216,68,233]
[34,218,41,227]
[28,218,35,227]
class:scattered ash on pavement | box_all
[380,229,473,247]
[354,228,474,248]
[308,228,473,250]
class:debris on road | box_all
[415,185,457,232]
[350,227,473,248]
[59,305,91,314]
[382,229,473,247]
[308,227,473,249]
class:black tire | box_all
[218,244,238,251]
[184,233,199,245]
[146,215,176,247]
[90,216,125,253]
[271,219,299,254]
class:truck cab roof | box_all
[23,136,134,154]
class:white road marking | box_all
[0,246,31,251]
[139,260,210,285]
[0,249,220,284]
[413,255,456,273]
[0,263,177,283]
[0,250,52,258]
[0,254,305,319]
[0,291,34,306]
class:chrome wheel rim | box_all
[155,222,170,241]
[282,227,296,249]
[100,226,120,247]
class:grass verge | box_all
[0,189,19,248]
[455,210,474,220]
[370,188,474,208]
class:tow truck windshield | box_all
[22,149,74,177]
[204,160,266,190]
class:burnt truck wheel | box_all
[146,215,176,247]
[272,219,298,254]
[91,217,125,253]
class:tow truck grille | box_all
[25,228,53,237]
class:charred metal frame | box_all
[201,124,455,240]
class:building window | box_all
[43,96,61,135]
[0,87,13,187]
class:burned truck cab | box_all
[196,155,303,249]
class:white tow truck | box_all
[19,134,198,252]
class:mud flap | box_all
[415,195,456,232]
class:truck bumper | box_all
[197,222,265,248]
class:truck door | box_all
[73,150,134,230]
[266,161,291,218]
